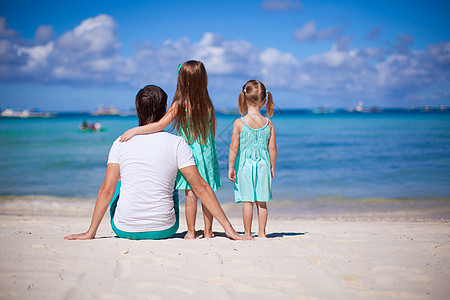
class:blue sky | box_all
[0,0,449,111]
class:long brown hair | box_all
[238,80,274,117]
[173,60,216,145]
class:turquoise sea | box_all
[1,111,449,217]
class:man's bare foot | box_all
[257,234,267,238]
[184,231,196,239]
[225,229,245,240]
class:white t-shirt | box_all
[107,131,195,232]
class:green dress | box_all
[234,117,272,203]
[175,126,222,191]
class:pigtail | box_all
[238,90,247,116]
[265,91,274,118]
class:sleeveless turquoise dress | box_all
[234,117,272,203]
[175,126,222,191]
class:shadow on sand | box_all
[96,230,307,240]
[172,230,307,239]
[172,230,227,239]
[266,232,307,238]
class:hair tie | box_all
[266,90,269,94]
[177,64,181,74]
[243,89,247,93]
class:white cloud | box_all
[0,17,17,38]
[261,0,302,12]
[428,42,450,64]
[367,26,381,40]
[0,15,448,105]
[17,42,54,70]
[0,40,18,63]
[0,15,131,85]
[35,25,55,45]
[56,14,119,56]
[294,20,343,42]
[397,34,414,45]
[261,48,296,65]
[193,33,257,75]
[129,32,263,88]
[297,40,450,102]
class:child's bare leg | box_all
[184,189,197,239]
[256,201,268,238]
[202,204,214,238]
[243,202,254,239]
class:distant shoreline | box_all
[1,107,449,118]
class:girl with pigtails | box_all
[228,80,277,239]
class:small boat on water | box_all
[90,106,136,116]
[90,106,120,116]
[79,121,106,132]
[1,108,55,118]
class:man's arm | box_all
[179,165,243,240]
[64,164,120,240]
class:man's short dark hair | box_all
[135,85,167,126]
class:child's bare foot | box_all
[184,231,196,239]
[244,234,254,240]
[257,229,267,238]
[203,230,213,239]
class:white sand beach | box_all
[0,197,449,300]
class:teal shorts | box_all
[109,181,179,240]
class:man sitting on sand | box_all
[65,85,242,240]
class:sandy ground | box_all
[0,199,449,300]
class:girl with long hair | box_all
[120,60,221,239]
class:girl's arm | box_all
[228,119,242,182]
[268,120,277,178]
[120,102,178,142]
